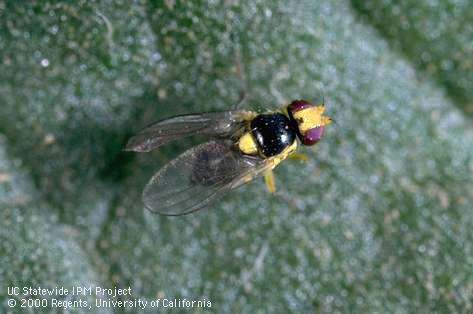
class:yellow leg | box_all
[264,171,276,194]
[289,152,309,161]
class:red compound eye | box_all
[288,99,312,114]
[302,125,325,146]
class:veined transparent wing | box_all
[125,111,251,152]
[143,140,273,216]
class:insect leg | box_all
[232,48,250,110]
[232,89,248,110]
[288,152,309,161]
[263,170,276,194]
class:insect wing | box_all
[143,140,271,216]
[125,111,248,152]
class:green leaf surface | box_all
[0,137,111,314]
[351,0,473,115]
[1,0,472,313]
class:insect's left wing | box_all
[125,111,251,152]
[142,139,273,216]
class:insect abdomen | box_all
[250,113,296,157]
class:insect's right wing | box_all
[125,111,252,152]
[142,139,273,216]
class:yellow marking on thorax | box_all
[237,110,258,122]
[267,141,298,170]
[293,105,331,133]
[237,110,258,121]
[236,111,259,155]
[236,140,298,190]
[238,132,258,154]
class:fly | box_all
[125,99,331,216]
